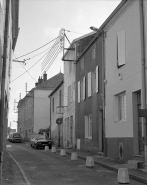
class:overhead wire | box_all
[15,36,60,59]
[11,49,50,83]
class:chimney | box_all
[35,82,38,87]
[38,76,41,84]
[43,71,47,82]
[40,77,43,83]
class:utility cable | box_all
[15,36,60,59]
[11,49,50,83]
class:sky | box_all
[9,0,121,129]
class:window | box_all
[88,72,92,97]
[68,85,71,105]
[78,81,80,103]
[52,98,54,112]
[59,90,62,106]
[92,45,96,59]
[83,76,86,100]
[117,30,126,67]
[96,66,99,93]
[85,115,92,139]
[114,92,126,121]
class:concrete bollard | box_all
[60,149,66,156]
[71,152,78,160]
[51,146,56,153]
[86,156,94,167]
[44,146,49,151]
[117,168,130,184]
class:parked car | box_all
[10,133,22,143]
[31,134,51,149]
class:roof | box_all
[35,72,64,90]
[62,32,96,60]
[48,80,64,97]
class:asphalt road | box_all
[7,142,145,185]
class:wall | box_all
[105,0,141,161]
[34,89,51,134]
[76,36,103,152]
[50,84,63,146]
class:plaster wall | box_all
[105,0,141,138]
[34,89,51,134]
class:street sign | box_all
[56,118,63,125]
[139,109,147,117]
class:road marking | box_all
[6,145,12,147]
[8,152,32,185]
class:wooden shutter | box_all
[83,76,86,100]
[85,116,88,138]
[88,72,92,97]
[117,30,125,66]
[96,66,99,93]
[78,81,80,103]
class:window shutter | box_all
[96,66,99,93]
[78,81,80,103]
[117,30,125,66]
[88,72,92,97]
[114,96,119,122]
[83,76,85,100]
[85,116,88,138]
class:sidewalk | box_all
[2,151,26,185]
[58,148,147,185]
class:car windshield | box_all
[35,135,46,140]
[13,134,21,138]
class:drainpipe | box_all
[49,97,52,140]
[139,0,147,164]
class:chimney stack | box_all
[43,71,47,82]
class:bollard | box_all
[71,152,78,161]
[117,168,130,184]
[86,156,94,167]
[51,146,56,153]
[44,146,49,151]
[60,149,66,156]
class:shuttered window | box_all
[117,30,126,67]
[83,76,86,100]
[85,115,92,139]
[78,81,80,103]
[96,66,99,93]
[88,72,92,97]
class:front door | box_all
[137,92,144,155]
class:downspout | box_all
[49,97,51,140]
[140,0,147,164]
[102,31,106,155]
[0,1,10,184]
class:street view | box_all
[0,0,147,185]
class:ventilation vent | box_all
[118,142,124,161]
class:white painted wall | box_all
[34,89,51,134]
[105,0,141,138]
[63,57,76,148]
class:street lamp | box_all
[13,59,26,65]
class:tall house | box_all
[102,0,147,162]
[0,0,19,160]
[48,81,64,146]
[75,33,103,153]
[62,32,96,149]
[17,72,63,141]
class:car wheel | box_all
[34,144,38,149]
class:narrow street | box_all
[6,142,145,185]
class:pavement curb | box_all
[64,150,147,185]
[8,152,31,185]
